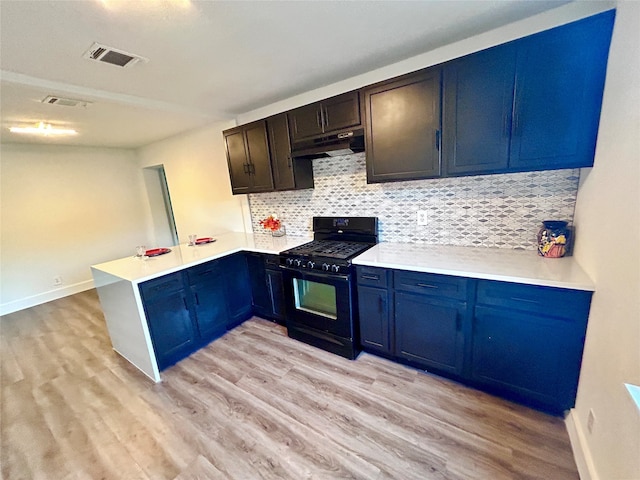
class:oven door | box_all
[281,266,353,339]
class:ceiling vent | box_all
[41,96,91,108]
[82,42,148,68]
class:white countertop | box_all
[91,232,311,284]
[353,242,595,291]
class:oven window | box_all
[293,278,337,320]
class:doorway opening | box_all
[143,165,179,246]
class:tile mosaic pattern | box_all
[248,153,580,250]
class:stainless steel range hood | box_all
[291,129,365,159]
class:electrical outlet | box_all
[53,275,63,286]
[417,210,428,226]
[587,409,596,434]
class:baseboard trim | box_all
[0,280,95,316]
[566,408,599,480]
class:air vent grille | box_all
[41,96,91,108]
[82,42,148,68]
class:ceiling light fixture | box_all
[9,122,78,136]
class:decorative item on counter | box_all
[537,220,571,258]
[188,234,197,246]
[260,214,286,237]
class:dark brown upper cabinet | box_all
[288,91,362,142]
[364,68,442,183]
[266,114,314,191]
[223,121,274,194]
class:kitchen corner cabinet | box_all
[224,120,274,194]
[364,68,442,183]
[356,266,593,414]
[443,10,615,176]
[287,91,362,142]
[247,253,286,324]
[266,114,314,191]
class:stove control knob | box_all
[331,264,341,273]
[307,261,315,269]
[322,263,330,271]
[294,259,303,267]
[286,258,294,266]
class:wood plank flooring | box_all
[1,290,579,479]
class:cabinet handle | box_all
[243,163,250,174]
[379,295,387,313]
[316,110,322,129]
[435,129,441,150]
[513,112,520,135]
[250,164,256,175]
[417,283,438,289]
[183,297,188,310]
[287,155,292,168]
[323,107,329,128]
[502,114,510,136]
[194,293,200,306]
[361,274,380,281]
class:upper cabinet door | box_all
[267,114,295,190]
[509,10,615,171]
[287,103,324,141]
[287,91,362,142]
[321,91,361,133]
[364,68,442,183]
[224,128,252,194]
[244,121,274,192]
[443,44,516,176]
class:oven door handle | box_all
[279,265,350,282]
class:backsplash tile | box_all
[248,152,579,250]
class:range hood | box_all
[291,129,365,159]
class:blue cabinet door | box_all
[141,285,197,370]
[357,285,391,354]
[191,278,228,343]
[395,291,465,375]
[443,44,516,175]
[510,10,615,171]
[220,253,253,329]
[472,305,586,411]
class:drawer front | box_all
[186,260,221,285]
[476,280,592,320]
[356,266,390,288]
[139,272,184,300]
[394,270,467,300]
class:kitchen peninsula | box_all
[91,232,310,382]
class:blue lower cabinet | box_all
[219,253,253,329]
[356,268,592,414]
[139,274,197,370]
[140,256,251,371]
[358,285,391,354]
[395,292,465,376]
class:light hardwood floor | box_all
[1,290,579,479]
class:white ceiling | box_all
[0,0,571,149]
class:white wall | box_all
[569,2,640,479]
[0,144,150,315]
[136,121,251,243]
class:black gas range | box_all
[279,217,378,359]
